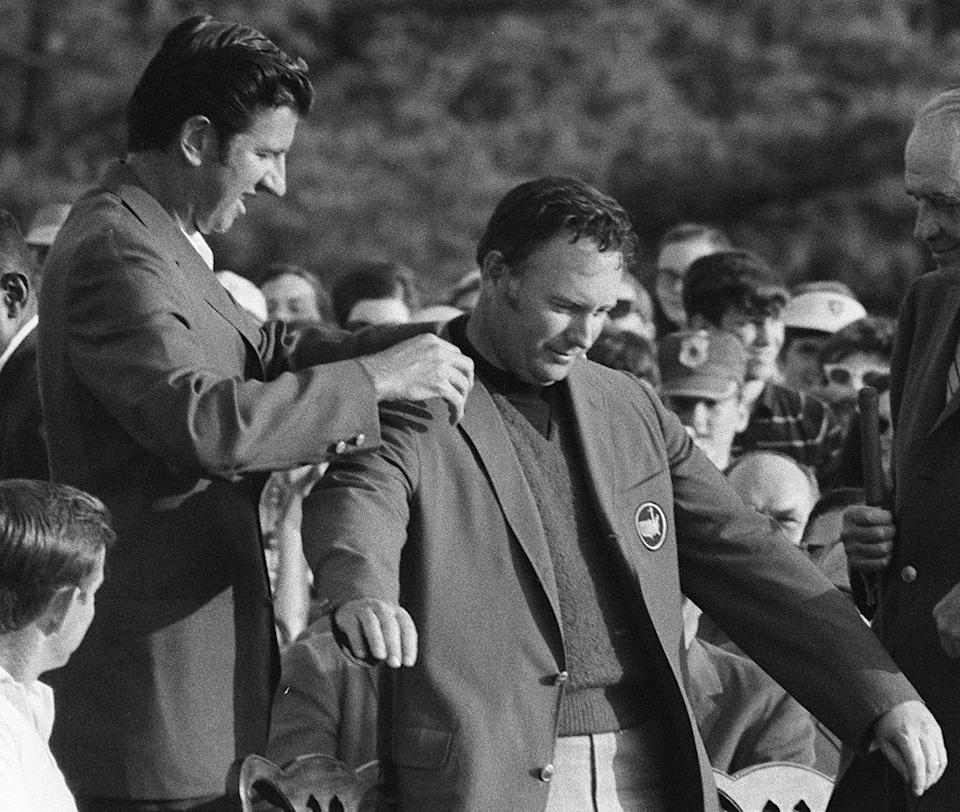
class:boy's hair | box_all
[0,480,115,632]
[258,262,333,323]
[683,249,788,327]
[818,316,896,367]
[127,14,313,153]
[476,176,636,270]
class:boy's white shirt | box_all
[0,664,77,811]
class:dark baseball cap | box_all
[658,329,747,400]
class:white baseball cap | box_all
[783,291,867,333]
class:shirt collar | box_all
[0,314,38,375]
[180,227,214,270]
[0,662,55,742]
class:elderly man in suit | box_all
[840,89,960,810]
[38,15,472,812]
[304,176,944,812]
[0,211,46,480]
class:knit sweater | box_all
[451,318,655,734]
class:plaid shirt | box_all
[732,381,842,480]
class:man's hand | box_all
[358,335,474,424]
[333,597,418,668]
[933,582,960,657]
[842,504,896,573]
[873,700,947,796]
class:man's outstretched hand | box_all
[873,700,947,797]
[333,597,418,669]
[359,335,474,424]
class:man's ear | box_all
[178,115,218,167]
[35,586,75,637]
[481,251,521,305]
[0,271,29,318]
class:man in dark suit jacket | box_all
[304,177,944,811]
[841,89,960,811]
[0,210,47,480]
[38,15,472,811]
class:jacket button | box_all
[900,565,918,583]
[539,763,555,782]
[554,671,569,685]
[334,440,348,454]
[354,433,366,447]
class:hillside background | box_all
[3,0,960,312]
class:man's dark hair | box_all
[127,14,313,153]
[586,330,660,390]
[683,250,788,327]
[656,222,731,255]
[0,480,115,633]
[0,211,39,289]
[475,176,636,269]
[818,316,896,367]
[331,261,421,328]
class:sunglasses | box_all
[822,364,890,391]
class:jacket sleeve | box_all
[60,226,385,476]
[302,400,436,609]
[642,388,920,749]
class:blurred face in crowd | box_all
[606,273,656,343]
[655,235,718,326]
[719,307,785,382]
[905,109,960,272]
[261,272,322,324]
[665,392,748,471]
[781,331,830,393]
[820,352,890,402]
[193,105,298,234]
[727,453,816,548]
[477,234,622,385]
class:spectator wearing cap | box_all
[658,328,749,471]
[684,250,844,481]
[651,223,731,337]
[0,211,47,480]
[780,282,867,394]
[24,203,71,267]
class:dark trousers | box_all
[78,796,237,812]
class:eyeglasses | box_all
[822,363,890,391]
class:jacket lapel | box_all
[565,364,618,536]
[458,382,564,635]
[103,161,264,363]
[928,280,960,435]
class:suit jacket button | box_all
[554,671,569,685]
[334,440,348,454]
[539,763,555,782]
[900,565,918,583]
